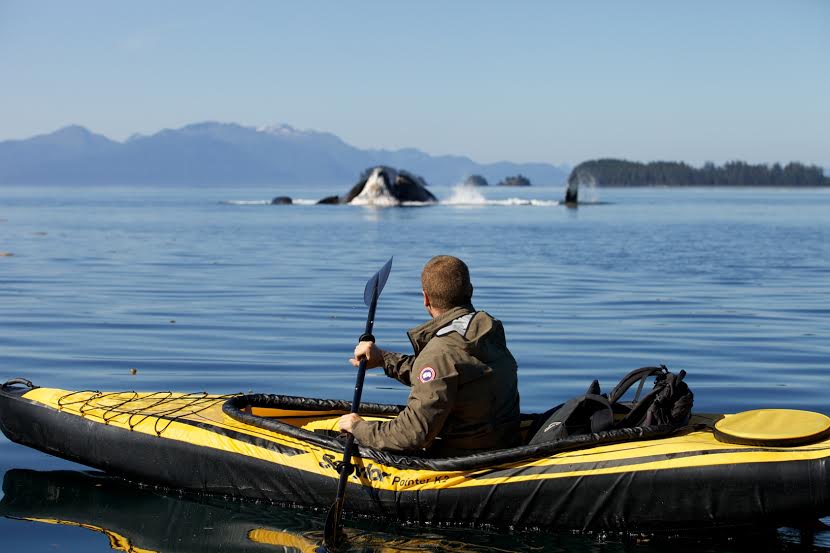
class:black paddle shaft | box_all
[349,290,379,412]
[324,257,392,550]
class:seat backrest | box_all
[528,383,613,445]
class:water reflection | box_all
[1,469,828,553]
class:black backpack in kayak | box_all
[528,365,693,445]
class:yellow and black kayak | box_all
[1,378,829,532]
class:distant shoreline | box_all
[568,159,829,188]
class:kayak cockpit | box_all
[222,393,689,471]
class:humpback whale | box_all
[317,166,437,206]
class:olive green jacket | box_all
[350,305,520,455]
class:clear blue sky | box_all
[1,1,827,166]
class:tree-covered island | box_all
[568,159,829,187]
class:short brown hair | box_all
[421,255,473,310]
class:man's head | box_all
[421,255,473,316]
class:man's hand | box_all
[350,341,384,368]
[338,413,364,434]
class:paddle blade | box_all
[323,500,343,548]
[363,257,393,306]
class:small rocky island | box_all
[463,174,489,187]
[498,174,531,186]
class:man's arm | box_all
[345,363,458,451]
[351,341,415,386]
[380,350,416,386]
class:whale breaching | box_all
[317,166,437,206]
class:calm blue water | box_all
[1,184,829,552]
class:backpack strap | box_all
[607,365,668,405]
[614,367,693,429]
[615,383,664,428]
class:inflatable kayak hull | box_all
[3,469,813,552]
[1,382,828,532]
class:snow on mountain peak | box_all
[257,124,307,137]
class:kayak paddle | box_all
[323,256,393,549]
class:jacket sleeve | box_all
[381,350,416,386]
[351,352,459,451]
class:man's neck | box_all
[429,307,446,319]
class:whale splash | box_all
[565,176,579,205]
[569,170,600,205]
[444,184,487,205]
[564,170,603,206]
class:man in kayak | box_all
[338,255,521,455]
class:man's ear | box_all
[422,289,430,308]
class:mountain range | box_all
[0,123,569,187]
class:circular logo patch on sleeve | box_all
[418,367,436,383]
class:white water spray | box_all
[573,171,600,203]
[443,184,487,205]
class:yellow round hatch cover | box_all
[714,409,830,446]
